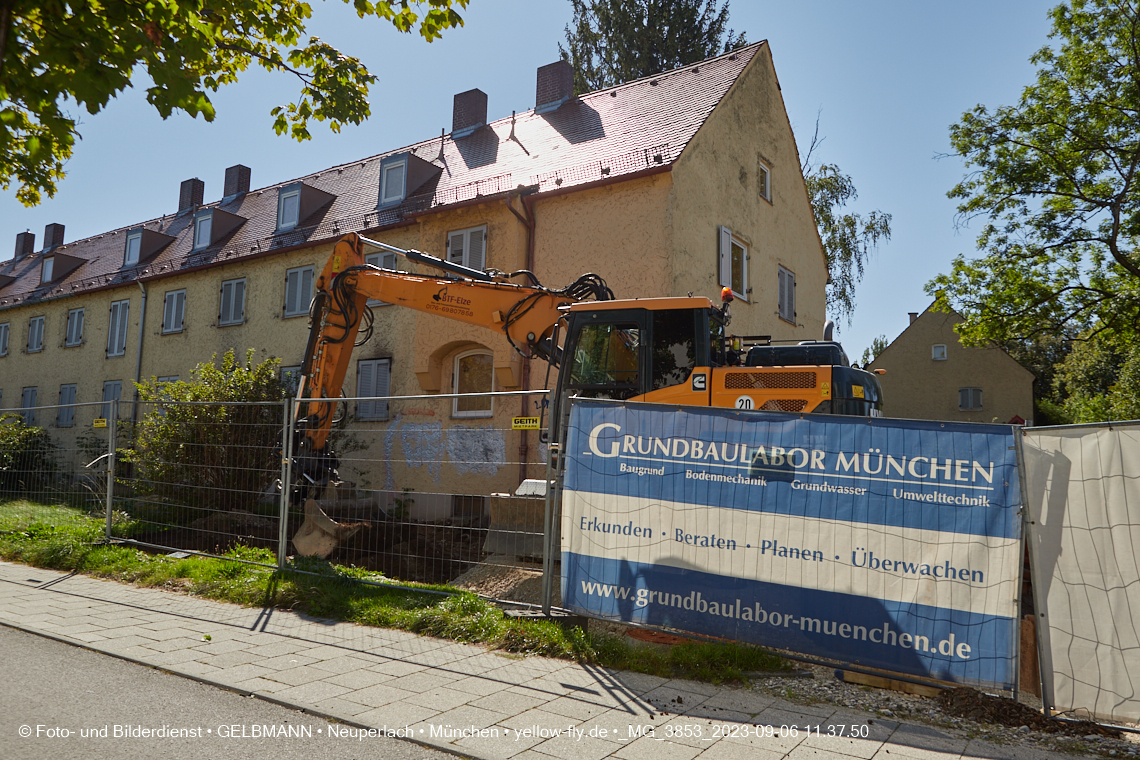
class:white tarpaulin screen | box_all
[1022,422,1140,724]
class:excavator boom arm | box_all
[295,234,582,451]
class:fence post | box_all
[105,400,117,540]
[541,396,569,615]
[277,397,294,570]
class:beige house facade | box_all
[0,44,828,515]
[869,307,1035,425]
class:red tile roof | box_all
[0,43,763,311]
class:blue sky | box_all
[1,0,1056,358]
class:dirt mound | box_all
[938,687,1120,738]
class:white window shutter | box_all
[286,269,299,314]
[107,305,119,353]
[718,226,732,288]
[175,291,185,330]
[448,232,465,265]
[301,268,313,312]
[467,229,485,271]
[117,303,129,353]
[163,294,175,332]
[777,268,787,319]
[788,270,796,320]
[357,361,375,419]
[233,281,245,322]
[74,310,84,344]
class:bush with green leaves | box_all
[0,414,58,496]
[129,350,287,518]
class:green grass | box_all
[0,499,789,683]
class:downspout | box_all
[132,280,147,426]
[507,190,538,486]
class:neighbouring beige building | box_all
[0,44,829,517]
[869,307,1035,425]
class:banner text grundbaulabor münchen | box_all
[561,401,1022,690]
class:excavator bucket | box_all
[292,498,363,558]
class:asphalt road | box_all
[0,625,461,760]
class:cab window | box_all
[651,309,697,390]
[568,322,640,399]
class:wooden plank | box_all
[837,669,943,698]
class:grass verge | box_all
[0,499,789,683]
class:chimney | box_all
[536,60,574,113]
[43,223,65,250]
[14,231,35,260]
[452,88,487,137]
[909,312,919,325]
[224,164,251,197]
[179,177,204,212]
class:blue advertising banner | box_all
[560,401,1022,690]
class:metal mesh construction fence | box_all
[1020,420,1140,724]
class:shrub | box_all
[0,414,58,496]
[128,350,286,518]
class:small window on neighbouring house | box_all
[777,266,796,324]
[101,380,122,419]
[193,213,213,250]
[365,252,398,306]
[453,350,493,418]
[41,257,54,283]
[379,157,407,207]
[27,315,45,353]
[57,384,77,427]
[156,376,179,385]
[758,162,771,201]
[284,266,314,318]
[66,308,84,346]
[446,226,487,271]
[356,358,391,420]
[107,300,129,356]
[21,387,37,424]
[219,279,245,326]
[0,322,10,357]
[932,344,948,361]
[125,231,142,266]
[277,188,301,230]
[280,366,302,396]
[718,226,750,302]
[959,387,983,411]
[162,290,186,334]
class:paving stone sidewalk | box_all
[0,560,1086,760]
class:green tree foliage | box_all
[0,413,57,495]
[801,124,892,327]
[1051,331,1140,422]
[559,0,747,94]
[130,350,286,517]
[0,0,468,205]
[928,0,1140,350]
[860,334,888,366]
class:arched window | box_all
[453,350,493,418]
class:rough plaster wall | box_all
[383,415,445,490]
[445,424,507,476]
[670,45,827,340]
[870,309,1036,423]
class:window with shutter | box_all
[365,253,398,306]
[356,358,390,420]
[778,266,795,323]
[959,387,983,411]
[21,387,37,424]
[718,227,749,301]
[101,381,122,419]
[284,267,314,317]
[0,322,8,356]
[162,290,185,333]
[219,279,245,326]
[66,308,84,346]
[57,384,77,427]
[107,300,129,356]
[446,226,488,271]
[27,316,45,352]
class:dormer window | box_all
[191,208,245,251]
[125,231,142,265]
[379,156,407,207]
[41,257,54,283]
[278,188,301,230]
[194,214,213,250]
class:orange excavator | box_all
[291,233,883,498]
